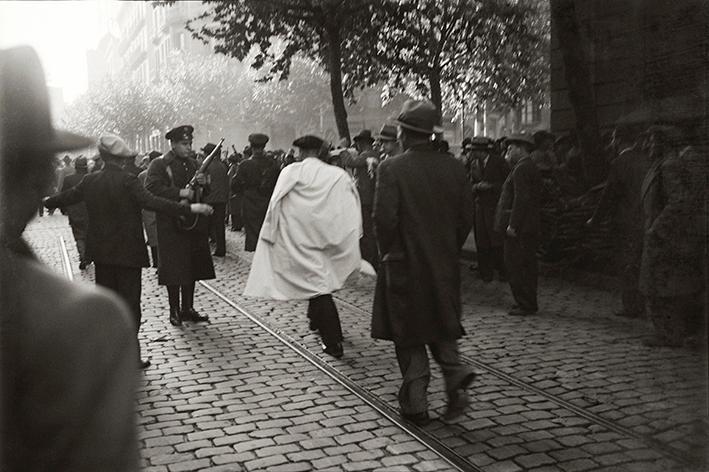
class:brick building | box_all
[551,0,707,134]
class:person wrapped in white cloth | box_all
[244,134,363,358]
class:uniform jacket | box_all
[1,244,138,472]
[45,162,191,268]
[639,146,707,297]
[469,153,509,248]
[244,157,362,300]
[372,143,475,346]
[204,159,229,204]
[494,156,542,235]
[145,150,215,285]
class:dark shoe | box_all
[79,261,87,270]
[139,359,151,369]
[321,342,343,358]
[182,308,209,323]
[442,391,470,422]
[402,411,431,426]
[169,308,182,327]
[508,307,537,316]
[213,251,225,257]
[308,318,318,332]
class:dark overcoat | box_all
[59,171,89,240]
[231,152,279,251]
[145,151,215,285]
[372,143,475,347]
[639,146,707,297]
[45,162,192,268]
[469,153,509,249]
[494,157,542,236]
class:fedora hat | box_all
[506,133,535,147]
[376,124,397,141]
[353,129,374,142]
[0,46,92,154]
[393,100,444,135]
[98,134,137,159]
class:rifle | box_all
[177,137,225,231]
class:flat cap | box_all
[248,133,269,146]
[98,134,137,158]
[201,142,221,155]
[293,135,325,150]
[148,150,162,160]
[469,136,495,150]
[165,125,194,142]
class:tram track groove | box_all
[199,280,482,472]
[225,247,696,468]
[58,236,74,281]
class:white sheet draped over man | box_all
[244,134,363,358]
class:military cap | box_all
[506,133,535,147]
[248,133,269,146]
[469,136,495,150]
[353,129,374,142]
[148,150,162,160]
[165,125,194,142]
[393,100,444,134]
[97,134,137,158]
[293,135,325,150]
[74,156,88,169]
[376,124,397,141]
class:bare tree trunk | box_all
[550,0,603,187]
[325,25,351,142]
[428,68,443,126]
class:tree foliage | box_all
[368,0,549,120]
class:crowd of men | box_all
[1,44,706,470]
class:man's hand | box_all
[190,203,213,215]
[194,173,207,185]
[179,188,195,200]
[506,225,517,237]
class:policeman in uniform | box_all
[231,133,280,251]
[145,125,215,326]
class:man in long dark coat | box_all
[45,134,213,367]
[231,133,280,251]
[146,125,215,326]
[202,142,229,256]
[495,134,542,316]
[372,100,476,426]
[467,137,509,282]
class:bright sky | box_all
[0,0,112,104]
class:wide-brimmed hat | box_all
[393,100,443,134]
[0,46,92,155]
[376,124,397,141]
[98,134,137,159]
[353,129,374,142]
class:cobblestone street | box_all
[27,214,708,472]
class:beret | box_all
[293,134,325,150]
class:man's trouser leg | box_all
[360,205,378,271]
[213,202,226,255]
[309,294,342,347]
[395,344,430,415]
[429,340,475,399]
[96,264,143,361]
[181,282,195,311]
[619,236,645,316]
[504,234,539,311]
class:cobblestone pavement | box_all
[26,215,708,472]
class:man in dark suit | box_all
[146,125,216,326]
[231,133,280,251]
[372,100,476,425]
[495,134,542,316]
[45,134,213,368]
[467,136,509,282]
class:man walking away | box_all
[203,142,229,257]
[373,100,477,425]
[58,156,91,269]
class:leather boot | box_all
[169,307,182,326]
